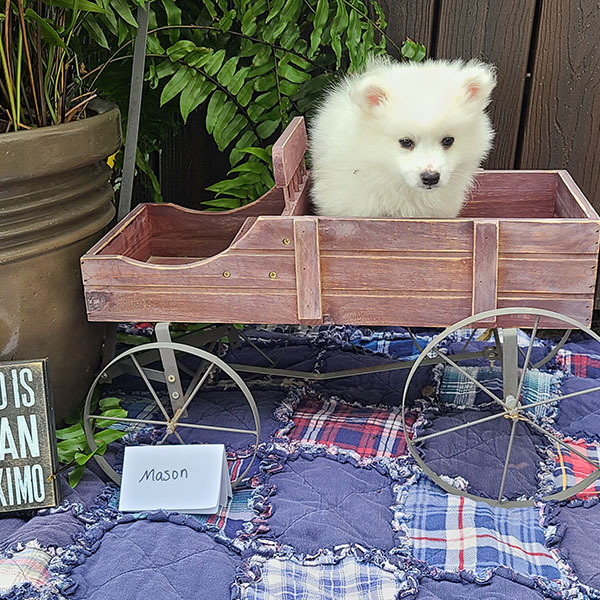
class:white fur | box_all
[309,58,496,218]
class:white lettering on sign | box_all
[0,369,36,410]
[0,464,46,507]
[0,415,40,460]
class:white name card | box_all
[119,444,232,514]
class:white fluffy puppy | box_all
[309,57,496,218]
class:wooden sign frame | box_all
[0,359,60,513]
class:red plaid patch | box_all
[553,439,600,500]
[279,394,415,459]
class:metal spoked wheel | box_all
[83,341,261,487]
[402,307,600,508]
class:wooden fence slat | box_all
[519,0,600,213]
[378,0,436,57]
[434,0,536,170]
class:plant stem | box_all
[36,0,47,126]
[17,0,42,125]
[16,26,22,129]
[0,26,17,128]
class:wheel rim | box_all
[401,307,600,508]
[84,342,261,487]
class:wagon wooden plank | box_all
[86,203,147,256]
[322,293,472,327]
[472,221,498,318]
[435,0,536,169]
[84,287,298,324]
[81,253,297,289]
[499,221,600,254]
[230,218,295,251]
[555,171,600,220]
[320,256,473,292]
[293,218,323,324]
[272,117,307,188]
[318,219,474,253]
[498,257,597,295]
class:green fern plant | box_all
[83,1,426,207]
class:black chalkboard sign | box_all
[0,359,60,513]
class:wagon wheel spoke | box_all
[516,316,540,401]
[129,354,171,421]
[458,328,478,354]
[174,421,258,436]
[88,414,171,429]
[407,328,424,353]
[432,347,504,406]
[497,419,518,501]
[519,383,600,413]
[412,410,508,444]
[523,416,600,470]
[175,363,217,422]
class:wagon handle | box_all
[272,116,309,213]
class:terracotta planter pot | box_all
[0,100,121,421]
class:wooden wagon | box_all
[80,117,600,507]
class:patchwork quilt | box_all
[2,325,600,599]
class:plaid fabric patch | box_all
[351,329,430,360]
[0,543,51,593]
[557,349,600,379]
[193,455,255,535]
[241,556,405,600]
[280,395,415,459]
[439,365,558,419]
[403,478,561,581]
[552,439,600,500]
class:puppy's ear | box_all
[462,62,496,108]
[350,77,390,113]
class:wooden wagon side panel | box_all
[318,219,476,326]
[496,220,600,327]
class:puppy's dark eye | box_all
[399,138,414,149]
[441,136,455,148]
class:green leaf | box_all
[257,120,279,139]
[204,49,226,76]
[229,131,259,165]
[55,423,85,440]
[45,0,106,12]
[160,66,194,106]
[201,0,218,19]
[227,66,250,95]
[24,9,67,49]
[215,113,248,150]
[253,89,278,109]
[95,408,128,429]
[279,79,299,95]
[99,397,122,410]
[155,60,177,79]
[278,62,311,84]
[237,80,254,106]
[206,90,227,134]
[254,74,276,93]
[167,40,197,62]
[203,198,243,208]
[181,77,215,122]
[219,9,236,32]
[217,57,239,87]
[309,0,329,57]
[111,0,138,27]
[279,21,300,50]
[161,0,181,43]
[83,17,109,49]
[401,38,427,62]
[266,0,286,22]
[94,429,127,445]
[238,146,272,163]
[68,464,86,488]
[229,161,269,175]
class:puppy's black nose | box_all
[421,171,440,186]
